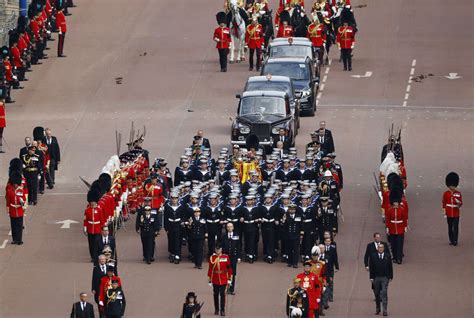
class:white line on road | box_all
[404,59,416,107]
[318,104,473,110]
[320,84,325,91]
[406,85,411,92]
[410,68,415,75]
[412,59,417,67]
[8,231,11,236]
[317,60,332,104]
[0,239,8,249]
[404,93,410,100]
[322,75,328,82]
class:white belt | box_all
[390,220,403,224]
[262,218,275,222]
[88,221,100,224]
[446,204,458,208]
[10,204,22,208]
[244,220,255,224]
[168,218,181,222]
[227,219,238,222]
[303,219,313,223]
[207,219,220,223]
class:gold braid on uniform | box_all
[106,290,117,306]
[287,288,300,303]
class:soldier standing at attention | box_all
[208,245,233,316]
[442,172,462,246]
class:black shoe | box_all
[223,68,227,72]
[47,185,54,189]
[221,69,225,72]
[220,310,225,316]
[287,263,292,267]
[33,201,37,205]
[343,67,347,71]
[146,260,151,264]
[249,67,253,71]
[324,305,329,310]
[39,191,44,194]
[198,266,202,269]
[375,309,380,315]
[143,258,146,261]
[383,312,387,316]
[0,150,4,153]
[292,264,298,269]
[230,290,235,295]
[348,67,352,71]
[449,242,454,245]
[453,242,458,246]
[11,241,17,245]
[397,260,402,264]
[150,258,155,262]
[17,241,23,245]
[214,310,219,315]
[392,259,397,263]
[256,67,260,72]
[58,55,67,58]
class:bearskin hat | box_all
[27,5,37,20]
[9,158,23,177]
[389,188,402,205]
[33,126,45,141]
[216,11,227,25]
[280,10,291,24]
[445,172,459,188]
[98,173,112,192]
[90,179,106,196]
[386,173,403,192]
[87,188,102,203]
[340,8,352,25]
[8,30,19,47]
[17,16,28,30]
[9,172,23,186]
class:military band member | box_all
[277,11,294,37]
[164,192,184,264]
[21,145,41,205]
[103,280,126,318]
[208,245,233,316]
[137,206,159,264]
[245,18,264,72]
[282,204,302,268]
[188,208,207,269]
[442,172,462,246]
[307,14,326,63]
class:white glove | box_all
[317,298,320,303]
[208,283,212,287]
[404,227,407,233]
[228,280,232,285]
[386,227,389,234]
[365,266,369,271]
[99,301,104,306]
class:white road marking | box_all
[325,68,330,75]
[404,93,410,100]
[322,75,328,82]
[410,68,415,75]
[317,92,322,99]
[318,103,473,110]
[320,84,325,91]
[412,59,417,67]
[406,85,411,92]
[8,231,11,236]
[0,239,8,249]
[317,60,332,104]
[404,60,416,107]
[402,101,407,107]
[55,220,79,229]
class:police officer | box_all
[163,191,184,264]
[21,145,41,205]
[221,222,240,295]
[188,208,207,269]
[137,206,159,264]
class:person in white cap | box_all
[239,195,259,263]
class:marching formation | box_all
[214,0,357,72]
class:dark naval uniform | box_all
[137,210,159,264]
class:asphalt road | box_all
[0,0,472,317]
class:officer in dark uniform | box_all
[306,132,320,151]
[188,208,207,269]
[259,193,277,263]
[328,153,343,190]
[221,222,240,295]
[137,206,159,264]
[21,145,41,205]
[104,280,126,318]
[282,204,301,268]
[239,195,259,263]
[317,196,336,241]
[202,193,223,257]
[163,191,184,264]
[300,194,316,261]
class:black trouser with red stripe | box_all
[213,284,226,312]
[58,32,66,57]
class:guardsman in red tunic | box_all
[297,261,322,318]
[56,4,67,57]
[336,12,355,71]
[214,12,231,72]
[307,15,326,63]
[6,173,25,245]
[245,18,264,71]
[84,188,105,262]
[385,191,407,264]
[208,245,233,316]
[146,174,164,210]
[442,172,463,246]
[9,32,26,81]
[0,99,5,152]
[277,10,294,38]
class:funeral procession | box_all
[0,0,471,317]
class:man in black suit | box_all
[70,292,95,318]
[369,243,393,316]
[91,254,108,317]
[319,120,335,150]
[323,237,339,304]
[92,226,116,266]
[272,128,291,150]
[43,128,60,184]
[364,232,391,270]
[19,137,32,158]
[318,127,335,155]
